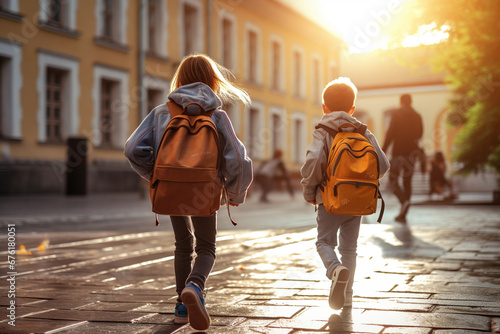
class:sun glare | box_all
[311,0,449,53]
[401,23,450,48]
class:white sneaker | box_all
[328,265,350,310]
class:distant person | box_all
[301,78,390,310]
[382,94,423,223]
[429,151,457,200]
[254,149,294,203]
[124,54,253,331]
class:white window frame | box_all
[0,39,22,139]
[179,0,204,57]
[268,105,286,156]
[36,51,80,143]
[245,101,265,160]
[142,0,167,57]
[0,0,19,11]
[291,111,307,164]
[328,59,338,82]
[217,9,237,71]
[291,44,306,99]
[92,65,129,148]
[143,75,169,116]
[244,22,263,85]
[311,53,323,105]
[269,34,285,93]
[94,0,129,44]
[39,0,78,30]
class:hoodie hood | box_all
[318,111,365,132]
[167,82,222,116]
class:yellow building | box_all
[0,0,341,195]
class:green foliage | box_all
[391,0,500,173]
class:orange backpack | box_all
[150,101,225,224]
[317,123,385,222]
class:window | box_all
[245,24,262,85]
[0,0,19,12]
[47,0,64,27]
[271,41,281,91]
[221,17,233,68]
[45,68,65,143]
[246,102,264,159]
[311,55,323,104]
[248,107,259,158]
[38,0,78,32]
[95,0,128,45]
[102,0,114,41]
[179,0,203,57]
[248,30,257,83]
[100,79,115,146]
[328,60,339,81]
[37,51,79,143]
[182,1,203,56]
[92,65,129,148]
[147,88,162,113]
[293,51,301,97]
[143,0,166,57]
[147,0,157,52]
[292,46,305,99]
[218,11,236,70]
[292,113,307,164]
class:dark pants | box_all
[389,155,415,209]
[170,214,217,302]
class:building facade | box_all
[0,0,342,195]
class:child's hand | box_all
[306,199,316,205]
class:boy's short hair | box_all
[322,77,358,112]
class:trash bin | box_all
[66,137,88,196]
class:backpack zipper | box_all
[333,181,378,197]
[331,148,379,177]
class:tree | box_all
[390,0,500,173]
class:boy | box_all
[300,77,390,309]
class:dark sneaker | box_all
[329,265,350,310]
[174,303,188,324]
[181,282,210,330]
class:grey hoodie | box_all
[124,82,253,204]
[300,111,390,204]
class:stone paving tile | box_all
[434,305,500,316]
[172,325,293,334]
[268,318,328,330]
[206,304,304,319]
[76,301,150,312]
[0,318,87,334]
[56,322,174,334]
[360,310,490,331]
[381,327,432,334]
[25,309,157,323]
[433,330,489,334]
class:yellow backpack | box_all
[317,123,385,222]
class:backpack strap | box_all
[167,101,184,117]
[377,190,385,223]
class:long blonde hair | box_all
[170,54,250,106]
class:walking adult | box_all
[382,94,423,223]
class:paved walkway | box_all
[0,192,499,333]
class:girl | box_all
[124,54,253,330]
